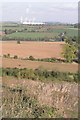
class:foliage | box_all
[62,43,77,63]
[0,68,2,76]
[2,67,79,83]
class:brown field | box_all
[1,58,78,73]
[1,41,64,59]
[0,41,78,73]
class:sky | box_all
[0,0,79,23]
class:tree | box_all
[4,29,7,34]
[62,43,77,63]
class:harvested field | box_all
[1,58,78,73]
[2,41,64,59]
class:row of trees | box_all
[2,36,52,42]
[4,29,17,34]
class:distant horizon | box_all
[1,21,78,24]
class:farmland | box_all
[3,29,78,40]
[1,23,79,118]
[2,41,64,58]
[1,58,78,73]
[2,41,78,73]
[2,23,78,41]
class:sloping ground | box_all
[0,77,2,118]
[1,58,78,73]
[2,76,78,118]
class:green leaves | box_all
[2,67,79,83]
[62,43,77,63]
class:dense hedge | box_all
[2,67,79,83]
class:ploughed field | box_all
[1,41,64,59]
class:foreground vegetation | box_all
[3,84,60,118]
[3,87,55,118]
[2,77,78,118]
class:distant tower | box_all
[25,17,28,22]
[20,16,23,24]
[32,17,36,23]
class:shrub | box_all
[14,55,18,59]
[3,54,10,58]
[3,54,7,58]
[29,56,35,61]
[7,53,10,58]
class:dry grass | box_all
[2,76,78,118]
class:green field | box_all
[51,28,78,37]
[5,32,58,40]
[2,23,78,41]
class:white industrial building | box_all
[22,21,45,25]
[20,17,45,25]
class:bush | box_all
[3,54,10,58]
[7,53,10,58]
[14,55,18,59]
[29,56,35,61]
[3,54,7,58]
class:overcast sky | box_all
[0,0,79,23]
